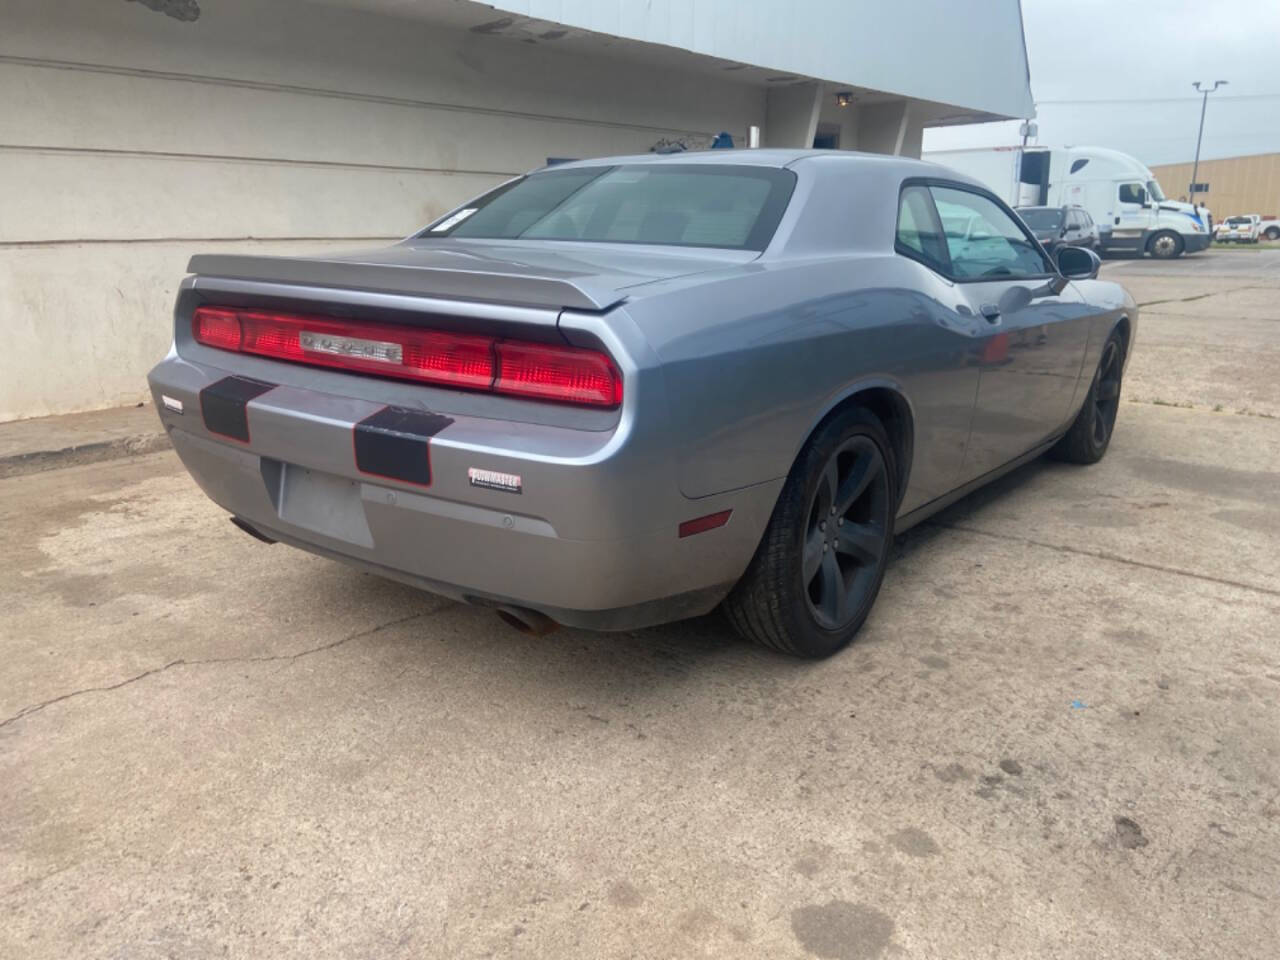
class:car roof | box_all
[539,148,945,177]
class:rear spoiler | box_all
[186,254,621,312]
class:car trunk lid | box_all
[189,238,753,313]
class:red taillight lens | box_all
[495,341,622,408]
[192,306,241,352]
[191,305,621,408]
[404,330,495,391]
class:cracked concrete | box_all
[1105,251,1280,417]
[2,250,1279,959]
[0,611,435,730]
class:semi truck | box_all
[924,145,1211,259]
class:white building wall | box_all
[1,0,1028,422]
[0,0,766,421]
[487,0,1035,118]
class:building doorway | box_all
[813,123,841,150]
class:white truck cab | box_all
[924,144,1211,259]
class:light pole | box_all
[1189,80,1227,205]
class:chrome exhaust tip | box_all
[494,605,558,636]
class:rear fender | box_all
[790,376,917,511]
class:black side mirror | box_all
[1056,245,1100,280]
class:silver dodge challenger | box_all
[148,149,1135,658]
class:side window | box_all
[929,186,1052,279]
[1118,182,1147,205]
[895,185,949,273]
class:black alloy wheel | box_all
[1050,329,1126,465]
[802,436,891,630]
[1092,338,1122,449]
[723,406,897,658]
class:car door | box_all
[1067,210,1087,246]
[1061,209,1078,246]
[927,184,1094,481]
[1079,210,1099,248]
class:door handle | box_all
[979,303,1002,324]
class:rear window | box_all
[423,164,796,251]
[1018,208,1064,230]
[1226,217,1253,225]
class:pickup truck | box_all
[1217,215,1262,243]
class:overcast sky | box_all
[922,0,1280,167]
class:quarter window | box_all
[929,186,1051,279]
[895,186,949,273]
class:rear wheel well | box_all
[811,388,913,509]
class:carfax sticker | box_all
[431,208,478,232]
[468,467,522,494]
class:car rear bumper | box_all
[148,353,779,630]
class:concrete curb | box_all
[0,431,171,480]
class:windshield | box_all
[1146,179,1167,202]
[424,164,797,251]
[1018,208,1064,230]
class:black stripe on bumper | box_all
[353,406,454,487]
[200,376,275,443]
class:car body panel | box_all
[949,277,1092,479]
[148,149,1137,630]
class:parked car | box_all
[148,150,1137,659]
[1016,205,1101,252]
[1219,215,1262,243]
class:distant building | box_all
[2,0,1033,420]
[1149,152,1280,218]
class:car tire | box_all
[1265,227,1280,241]
[1146,230,1183,259]
[723,406,896,659]
[1050,330,1125,465]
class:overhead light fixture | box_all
[835,91,854,108]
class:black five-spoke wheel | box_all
[1051,328,1126,464]
[802,437,891,630]
[1092,339,1122,449]
[724,406,897,658]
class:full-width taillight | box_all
[191,306,622,408]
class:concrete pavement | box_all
[2,251,1279,959]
